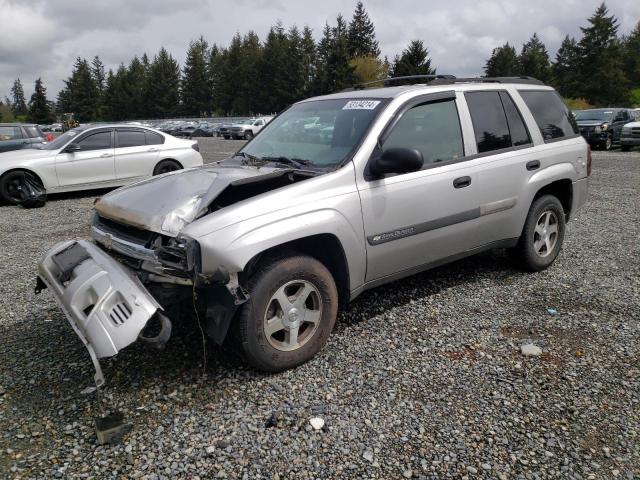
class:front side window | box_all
[383,99,464,165]
[465,91,511,153]
[77,131,112,151]
[116,129,146,148]
[519,90,579,141]
[239,98,386,171]
[0,126,23,140]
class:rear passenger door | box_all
[463,90,538,246]
[114,128,160,181]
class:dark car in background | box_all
[574,108,635,150]
[0,124,47,153]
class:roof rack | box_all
[341,75,544,92]
[343,75,457,92]
[429,76,544,86]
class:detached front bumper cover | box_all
[36,240,162,387]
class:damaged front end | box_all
[35,165,313,386]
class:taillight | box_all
[587,145,592,176]
[191,142,200,152]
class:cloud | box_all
[0,0,638,101]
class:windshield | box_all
[38,129,81,150]
[238,98,386,171]
[574,110,614,122]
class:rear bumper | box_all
[571,177,589,219]
[36,240,162,387]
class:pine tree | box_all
[28,78,53,124]
[552,36,581,98]
[143,48,181,119]
[347,1,380,58]
[232,31,263,114]
[259,24,291,112]
[313,23,334,94]
[126,56,147,119]
[103,66,129,121]
[392,40,435,80]
[216,34,243,114]
[10,78,27,117]
[59,58,99,121]
[324,15,358,92]
[182,37,212,116]
[208,44,226,115]
[91,56,106,92]
[519,33,551,83]
[622,21,640,101]
[577,2,628,105]
[300,26,317,96]
[484,43,520,77]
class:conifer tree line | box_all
[2,1,638,124]
[485,3,640,107]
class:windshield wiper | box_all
[234,151,261,165]
[258,156,314,169]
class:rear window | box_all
[465,91,512,153]
[519,90,579,142]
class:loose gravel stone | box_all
[520,343,543,356]
[0,142,638,479]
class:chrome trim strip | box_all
[91,225,157,262]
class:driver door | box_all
[55,128,115,187]
[357,93,480,282]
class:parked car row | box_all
[574,107,640,151]
[217,116,274,140]
[0,124,203,205]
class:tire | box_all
[621,145,630,152]
[223,135,230,140]
[513,194,566,272]
[233,254,338,372]
[244,130,254,141]
[604,133,613,151]
[153,159,182,176]
[0,170,44,206]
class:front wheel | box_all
[233,254,338,372]
[153,159,182,176]
[512,195,566,272]
[603,133,613,151]
[244,131,254,140]
[0,170,44,205]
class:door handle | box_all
[526,160,541,171]
[100,153,111,158]
[453,176,471,189]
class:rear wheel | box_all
[233,254,338,372]
[244,130,254,140]
[0,170,43,205]
[153,159,182,176]
[512,195,566,272]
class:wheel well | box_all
[159,158,182,168]
[243,234,350,308]
[1,168,44,185]
[533,179,573,219]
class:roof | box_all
[0,123,38,127]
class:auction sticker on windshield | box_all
[343,100,381,110]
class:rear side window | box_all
[25,126,41,138]
[145,131,164,145]
[0,126,23,140]
[519,90,579,141]
[383,99,464,165]
[465,91,512,153]
[116,129,146,148]
[499,92,531,146]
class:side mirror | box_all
[64,143,81,153]
[370,147,424,177]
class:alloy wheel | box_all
[533,210,559,257]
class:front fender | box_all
[197,206,366,292]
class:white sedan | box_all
[0,125,204,204]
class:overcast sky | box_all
[1,0,638,100]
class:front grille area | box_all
[93,215,153,246]
[579,126,595,137]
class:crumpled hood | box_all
[94,165,288,236]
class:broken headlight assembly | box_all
[156,236,201,277]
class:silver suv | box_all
[37,76,590,386]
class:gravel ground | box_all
[0,140,638,479]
